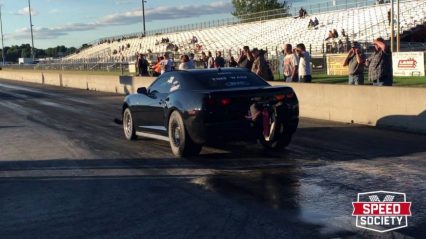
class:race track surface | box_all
[0,79,425,239]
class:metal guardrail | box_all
[3,49,426,78]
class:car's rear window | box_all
[192,71,269,90]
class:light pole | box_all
[141,0,146,36]
[0,5,5,65]
[390,0,394,52]
[396,0,400,52]
[28,0,35,61]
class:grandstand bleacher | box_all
[63,0,426,63]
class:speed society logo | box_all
[352,191,412,233]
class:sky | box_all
[0,0,318,49]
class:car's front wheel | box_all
[168,111,202,157]
[123,108,137,140]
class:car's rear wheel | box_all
[123,108,137,140]
[258,110,292,149]
[168,111,202,157]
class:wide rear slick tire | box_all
[123,108,137,140]
[258,120,292,150]
[168,111,202,157]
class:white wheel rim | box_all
[171,122,181,147]
[124,110,132,138]
[264,111,277,142]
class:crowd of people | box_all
[134,36,393,87]
[325,29,341,40]
[307,17,320,29]
[343,37,393,86]
[282,43,312,83]
[324,28,350,53]
[134,46,276,82]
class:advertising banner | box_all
[327,54,348,76]
[392,52,425,76]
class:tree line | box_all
[232,0,291,21]
[0,44,77,63]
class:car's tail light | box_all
[220,98,232,106]
[275,94,286,101]
[204,97,232,107]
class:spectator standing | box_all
[331,40,338,53]
[188,53,195,69]
[160,54,173,74]
[178,55,190,70]
[283,44,299,82]
[341,28,346,37]
[152,56,163,76]
[366,38,393,86]
[332,29,339,38]
[201,52,208,68]
[338,39,344,53]
[228,56,238,67]
[296,43,312,83]
[343,42,366,85]
[252,49,273,81]
[214,51,225,68]
[237,46,254,70]
[207,51,215,69]
[136,54,149,76]
[345,36,351,51]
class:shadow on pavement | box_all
[0,157,349,239]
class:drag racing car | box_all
[121,68,299,157]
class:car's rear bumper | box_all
[186,115,299,145]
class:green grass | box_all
[274,72,426,87]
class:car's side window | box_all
[149,75,169,94]
[149,74,180,94]
[169,75,182,92]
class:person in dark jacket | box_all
[137,54,149,76]
[343,41,366,85]
[365,37,393,86]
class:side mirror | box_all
[137,87,147,95]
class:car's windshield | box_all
[192,71,269,90]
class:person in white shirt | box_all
[283,44,299,82]
[296,43,312,82]
[178,55,190,70]
[160,54,173,74]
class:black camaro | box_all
[121,68,299,157]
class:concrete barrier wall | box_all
[0,70,156,95]
[1,70,425,133]
[269,82,426,133]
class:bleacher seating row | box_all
[63,0,426,63]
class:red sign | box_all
[397,59,417,69]
[352,191,412,233]
[352,202,412,216]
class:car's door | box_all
[137,73,178,133]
